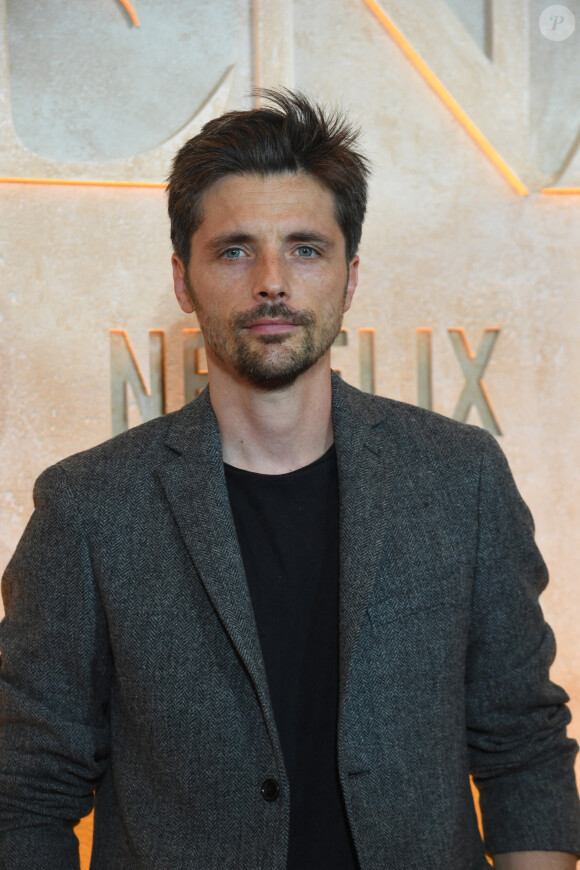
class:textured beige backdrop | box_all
[1,1,579,837]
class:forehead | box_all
[195,172,339,235]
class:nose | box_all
[254,252,287,300]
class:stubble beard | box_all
[185,278,345,390]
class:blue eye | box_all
[224,248,243,259]
[297,246,316,258]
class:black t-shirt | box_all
[225,446,358,869]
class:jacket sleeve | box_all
[466,432,580,856]
[0,464,112,869]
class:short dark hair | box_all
[167,89,370,268]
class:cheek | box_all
[207,269,251,303]
[295,263,343,294]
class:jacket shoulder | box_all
[34,403,193,501]
[336,377,495,459]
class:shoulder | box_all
[37,413,172,492]
[333,375,497,469]
[33,393,210,507]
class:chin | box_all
[235,348,321,390]
[237,360,310,390]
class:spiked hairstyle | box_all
[167,89,370,269]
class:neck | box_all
[207,354,334,474]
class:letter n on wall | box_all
[110,329,166,434]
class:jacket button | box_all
[261,778,280,802]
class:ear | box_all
[172,254,195,314]
[343,255,359,313]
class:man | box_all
[0,90,579,869]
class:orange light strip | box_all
[0,177,165,188]
[118,0,140,26]
[361,0,529,196]
[540,188,580,195]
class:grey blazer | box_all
[1,375,579,870]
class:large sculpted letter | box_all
[110,329,165,434]
[448,327,501,435]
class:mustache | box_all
[233,302,315,329]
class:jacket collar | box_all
[330,375,396,701]
[156,388,282,759]
[158,374,396,732]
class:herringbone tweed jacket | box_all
[1,374,579,869]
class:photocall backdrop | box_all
[1,0,579,802]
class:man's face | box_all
[172,172,359,390]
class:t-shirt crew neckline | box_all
[223,443,336,479]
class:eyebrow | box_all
[285,231,335,250]
[206,230,336,253]
[206,233,254,253]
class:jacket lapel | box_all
[331,375,396,701]
[155,390,278,742]
[156,377,396,747]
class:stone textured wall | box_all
[1,0,579,755]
